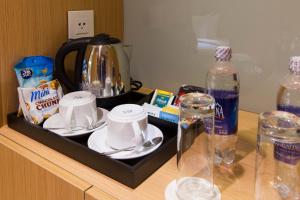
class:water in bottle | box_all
[275,57,300,199]
[277,56,300,116]
[255,111,300,199]
[206,46,239,165]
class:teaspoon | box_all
[102,136,163,156]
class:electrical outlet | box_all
[75,17,89,35]
[68,10,94,39]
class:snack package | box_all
[15,56,54,117]
[150,89,175,108]
[14,56,53,88]
[174,85,205,106]
[17,79,63,124]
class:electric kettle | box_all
[55,33,141,108]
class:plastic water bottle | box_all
[206,46,240,165]
[275,57,300,199]
[277,56,300,116]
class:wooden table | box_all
[0,110,258,200]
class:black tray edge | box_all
[132,116,177,186]
[7,112,178,188]
[6,90,177,188]
[7,112,138,186]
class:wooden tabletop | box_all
[0,110,258,200]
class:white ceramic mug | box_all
[106,104,148,149]
[59,91,97,130]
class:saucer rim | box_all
[43,107,108,137]
[87,123,164,160]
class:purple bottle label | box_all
[208,89,239,135]
[274,142,300,165]
[277,104,300,117]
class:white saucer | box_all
[87,124,164,160]
[43,108,108,137]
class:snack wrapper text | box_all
[18,79,63,124]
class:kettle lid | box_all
[90,33,121,45]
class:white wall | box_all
[124,0,300,113]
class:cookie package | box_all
[17,79,63,124]
[14,56,53,88]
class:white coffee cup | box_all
[59,91,97,130]
[106,104,148,149]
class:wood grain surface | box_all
[0,0,123,125]
[86,187,118,200]
[0,135,91,200]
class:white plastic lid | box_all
[59,91,95,106]
[108,104,146,122]
[289,56,300,73]
[215,46,232,61]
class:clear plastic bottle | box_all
[277,56,300,116]
[255,111,300,200]
[206,46,240,165]
[275,57,300,199]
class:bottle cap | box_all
[289,56,300,73]
[215,46,232,61]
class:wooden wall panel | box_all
[0,0,123,125]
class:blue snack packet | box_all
[14,56,53,88]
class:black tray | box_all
[7,92,177,188]
[96,91,144,110]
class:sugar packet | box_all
[18,79,63,124]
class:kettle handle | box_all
[55,37,91,91]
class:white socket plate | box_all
[68,10,94,39]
